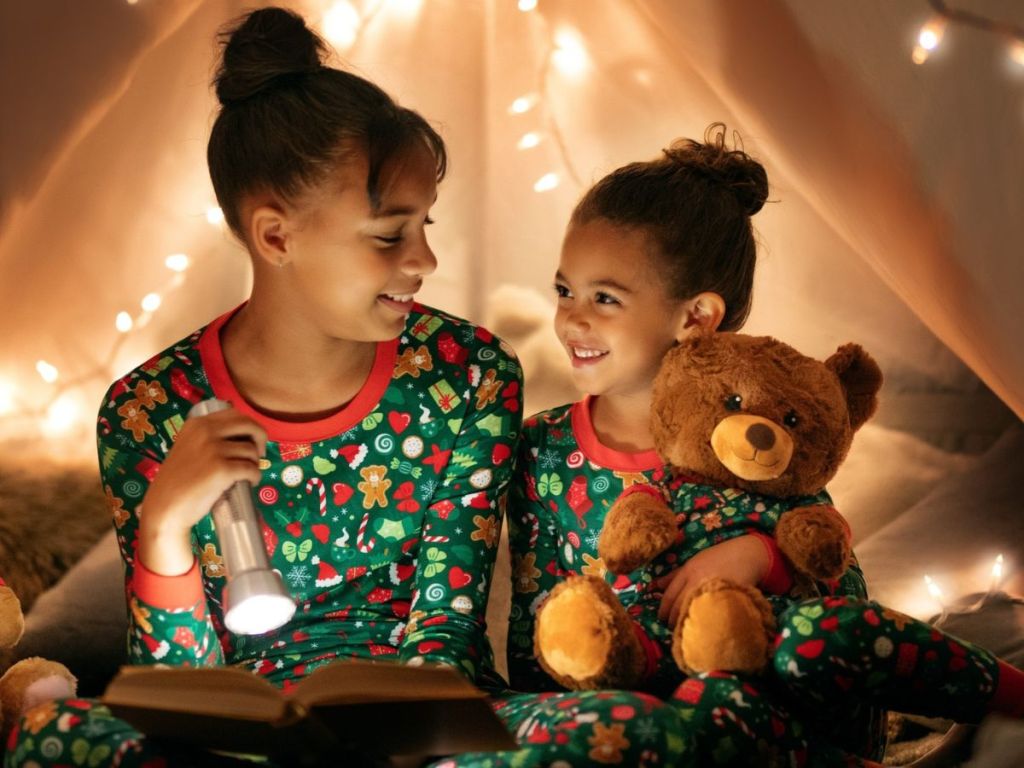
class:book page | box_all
[291,659,487,708]
[103,666,288,723]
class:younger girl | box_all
[505,126,1024,766]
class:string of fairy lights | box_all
[0,0,1018,612]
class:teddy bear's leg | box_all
[672,578,776,675]
[535,575,647,690]
[599,491,678,575]
[0,657,77,738]
[774,506,851,581]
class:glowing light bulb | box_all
[323,1,361,48]
[509,93,539,115]
[0,380,15,415]
[518,0,537,11]
[913,16,946,64]
[206,206,224,226]
[552,29,588,77]
[1010,41,1024,67]
[517,132,541,150]
[42,395,79,437]
[923,574,945,606]
[141,293,162,312]
[165,253,190,272]
[533,173,559,193]
[115,312,133,333]
[990,554,1004,591]
[36,361,58,384]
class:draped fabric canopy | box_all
[1,0,1020,457]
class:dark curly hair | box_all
[571,123,768,331]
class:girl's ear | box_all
[675,291,725,342]
[248,203,294,269]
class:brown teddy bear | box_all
[533,332,882,690]
[0,578,77,738]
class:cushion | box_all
[15,530,127,697]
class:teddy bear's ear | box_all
[825,344,883,432]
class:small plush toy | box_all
[534,332,882,690]
[0,578,77,737]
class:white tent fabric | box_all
[1,0,1019,459]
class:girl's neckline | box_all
[198,304,398,443]
[570,395,663,472]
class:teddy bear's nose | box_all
[746,422,776,451]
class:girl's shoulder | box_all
[402,304,521,379]
[520,402,577,447]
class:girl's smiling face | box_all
[554,218,691,399]
[262,145,439,342]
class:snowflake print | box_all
[634,716,660,743]
[585,529,601,551]
[285,565,312,589]
[538,449,560,470]
[419,478,439,501]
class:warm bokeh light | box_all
[918,18,945,50]
[205,206,224,226]
[912,45,930,65]
[42,394,80,437]
[518,0,538,11]
[923,574,945,605]
[322,1,361,48]
[141,293,162,312]
[115,312,133,333]
[388,0,423,16]
[991,553,1004,586]
[533,173,559,192]
[1010,41,1024,67]
[517,131,541,150]
[552,28,588,77]
[0,380,14,416]
[165,253,190,272]
[36,360,58,384]
[509,93,539,114]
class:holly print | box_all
[96,304,522,688]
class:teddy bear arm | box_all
[0,586,25,649]
[774,504,852,581]
[598,491,678,574]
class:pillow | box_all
[854,423,1024,620]
[15,529,127,697]
[828,422,974,545]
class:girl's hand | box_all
[654,535,770,628]
[138,408,267,576]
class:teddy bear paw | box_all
[535,576,646,690]
[672,578,776,675]
[599,493,677,574]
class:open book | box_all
[102,660,516,763]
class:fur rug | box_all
[0,457,110,614]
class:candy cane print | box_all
[422,534,450,544]
[356,511,376,552]
[528,512,539,549]
[306,478,327,516]
[711,707,755,740]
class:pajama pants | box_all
[6,599,1010,768]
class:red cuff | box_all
[131,557,204,609]
[631,622,663,682]
[751,532,793,594]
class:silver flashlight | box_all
[187,398,295,635]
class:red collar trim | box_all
[197,304,398,443]
[570,396,663,472]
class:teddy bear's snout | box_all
[710,414,794,482]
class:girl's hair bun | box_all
[663,123,769,216]
[215,7,326,106]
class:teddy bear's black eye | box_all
[724,394,743,412]
[783,410,799,428]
